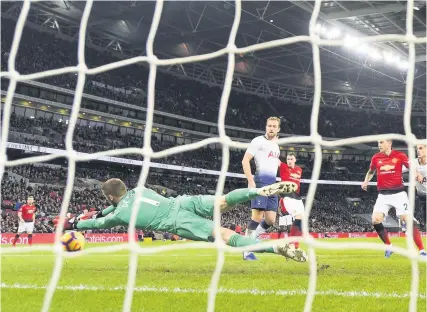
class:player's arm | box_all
[242,152,255,185]
[401,152,410,169]
[17,208,24,223]
[364,169,376,182]
[53,208,123,231]
[90,205,117,219]
[401,161,422,182]
[399,153,422,183]
[100,205,116,217]
[416,170,424,183]
[402,154,422,183]
[242,139,257,187]
[76,213,124,230]
[362,158,376,191]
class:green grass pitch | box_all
[1,238,426,312]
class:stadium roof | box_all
[2,1,426,112]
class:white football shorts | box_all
[18,221,34,233]
[373,191,410,217]
[282,197,304,217]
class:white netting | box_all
[0,0,426,312]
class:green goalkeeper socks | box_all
[228,234,275,254]
[225,188,259,207]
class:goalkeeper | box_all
[55,178,307,262]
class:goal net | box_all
[0,0,425,312]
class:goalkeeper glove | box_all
[78,210,100,220]
[52,215,78,231]
[52,210,100,231]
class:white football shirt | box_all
[415,158,427,195]
[403,158,427,195]
[246,135,280,184]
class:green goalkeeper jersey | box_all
[76,187,175,231]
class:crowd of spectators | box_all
[2,165,425,235]
[7,113,371,181]
[1,18,425,237]
[1,17,426,140]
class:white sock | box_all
[254,221,270,239]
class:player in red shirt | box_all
[279,153,304,249]
[362,140,425,258]
[12,195,37,247]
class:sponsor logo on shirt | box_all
[268,151,280,158]
[290,173,301,179]
[380,165,395,171]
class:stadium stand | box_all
[1,17,426,139]
[1,17,425,238]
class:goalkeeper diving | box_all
[54,178,308,262]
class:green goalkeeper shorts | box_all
[172,195,217,242]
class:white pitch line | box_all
[1,254,215,257]
[0,283,425,299]
[0,254,410,259]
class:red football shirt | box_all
[19,204,36,222]
[279,162,302,195]
[369,150,409,191]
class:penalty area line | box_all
[0,283,425,299]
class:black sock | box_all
[247,220,259,230]
[373,223,390,244]
[259,220,271,230]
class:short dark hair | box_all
[287,152,296,158]
[101,179,127,198]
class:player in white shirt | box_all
[415,144,426,223]
[402,144,427,235]
[241,117,281,260]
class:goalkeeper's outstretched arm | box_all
[76,213,124,230]
[99,205,116,217]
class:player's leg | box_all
[244,181,297,258]
[371,194,392,257]
[285,198,305,249]
[248,209,264,235]
[243,207,264,260]
[177,181,297,218]
[178,188,266,260]
[220,226,306,261]
[12,222,25,247]
[395,192,425,256]
[12,233,21,247]
[253,195,278,238]
[248,203,265,237]
[176,181,297,261]
[244,182,292,259]
[173,210,307,262]
[245,190,268,260]
[25,222,34,246]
